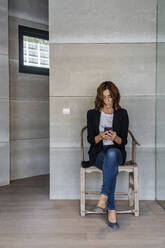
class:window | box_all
[19,25,49,75]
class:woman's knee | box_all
[105,149,118,162]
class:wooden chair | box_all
[80,126,140,217]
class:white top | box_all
[99,111,114,146]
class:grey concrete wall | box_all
[0,0,10,186]
[155,0,165,200]
[9,0,49,180]
[8,0,48,25]
[49,0,157,200]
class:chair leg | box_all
[134,166,139,216]
[129,172,134,207]
[80,167,86,216]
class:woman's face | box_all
[102,89,113,107]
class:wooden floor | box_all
[157,200,165,210]
[0,175,165,248]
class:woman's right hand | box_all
[99,131,107,140]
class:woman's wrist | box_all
[95,133,103,144]
[114,135,122,145]
[99,133,102,140]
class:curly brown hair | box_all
[95,81,121,111]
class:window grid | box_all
[23,36,49,68]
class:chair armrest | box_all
[81,126,87,163]
[128,130,140,146]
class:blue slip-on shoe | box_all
[94,194,108,213]
[94,206,107,213]
[107,218,120,230]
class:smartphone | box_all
[104,127,113,132]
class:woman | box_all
[87,81,129,230]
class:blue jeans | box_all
[94,147,123,210]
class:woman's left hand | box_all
[104,130,117,141]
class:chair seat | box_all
[82,160,137,173]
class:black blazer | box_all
[87,107,129,165]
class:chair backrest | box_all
[80,126,140,164]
